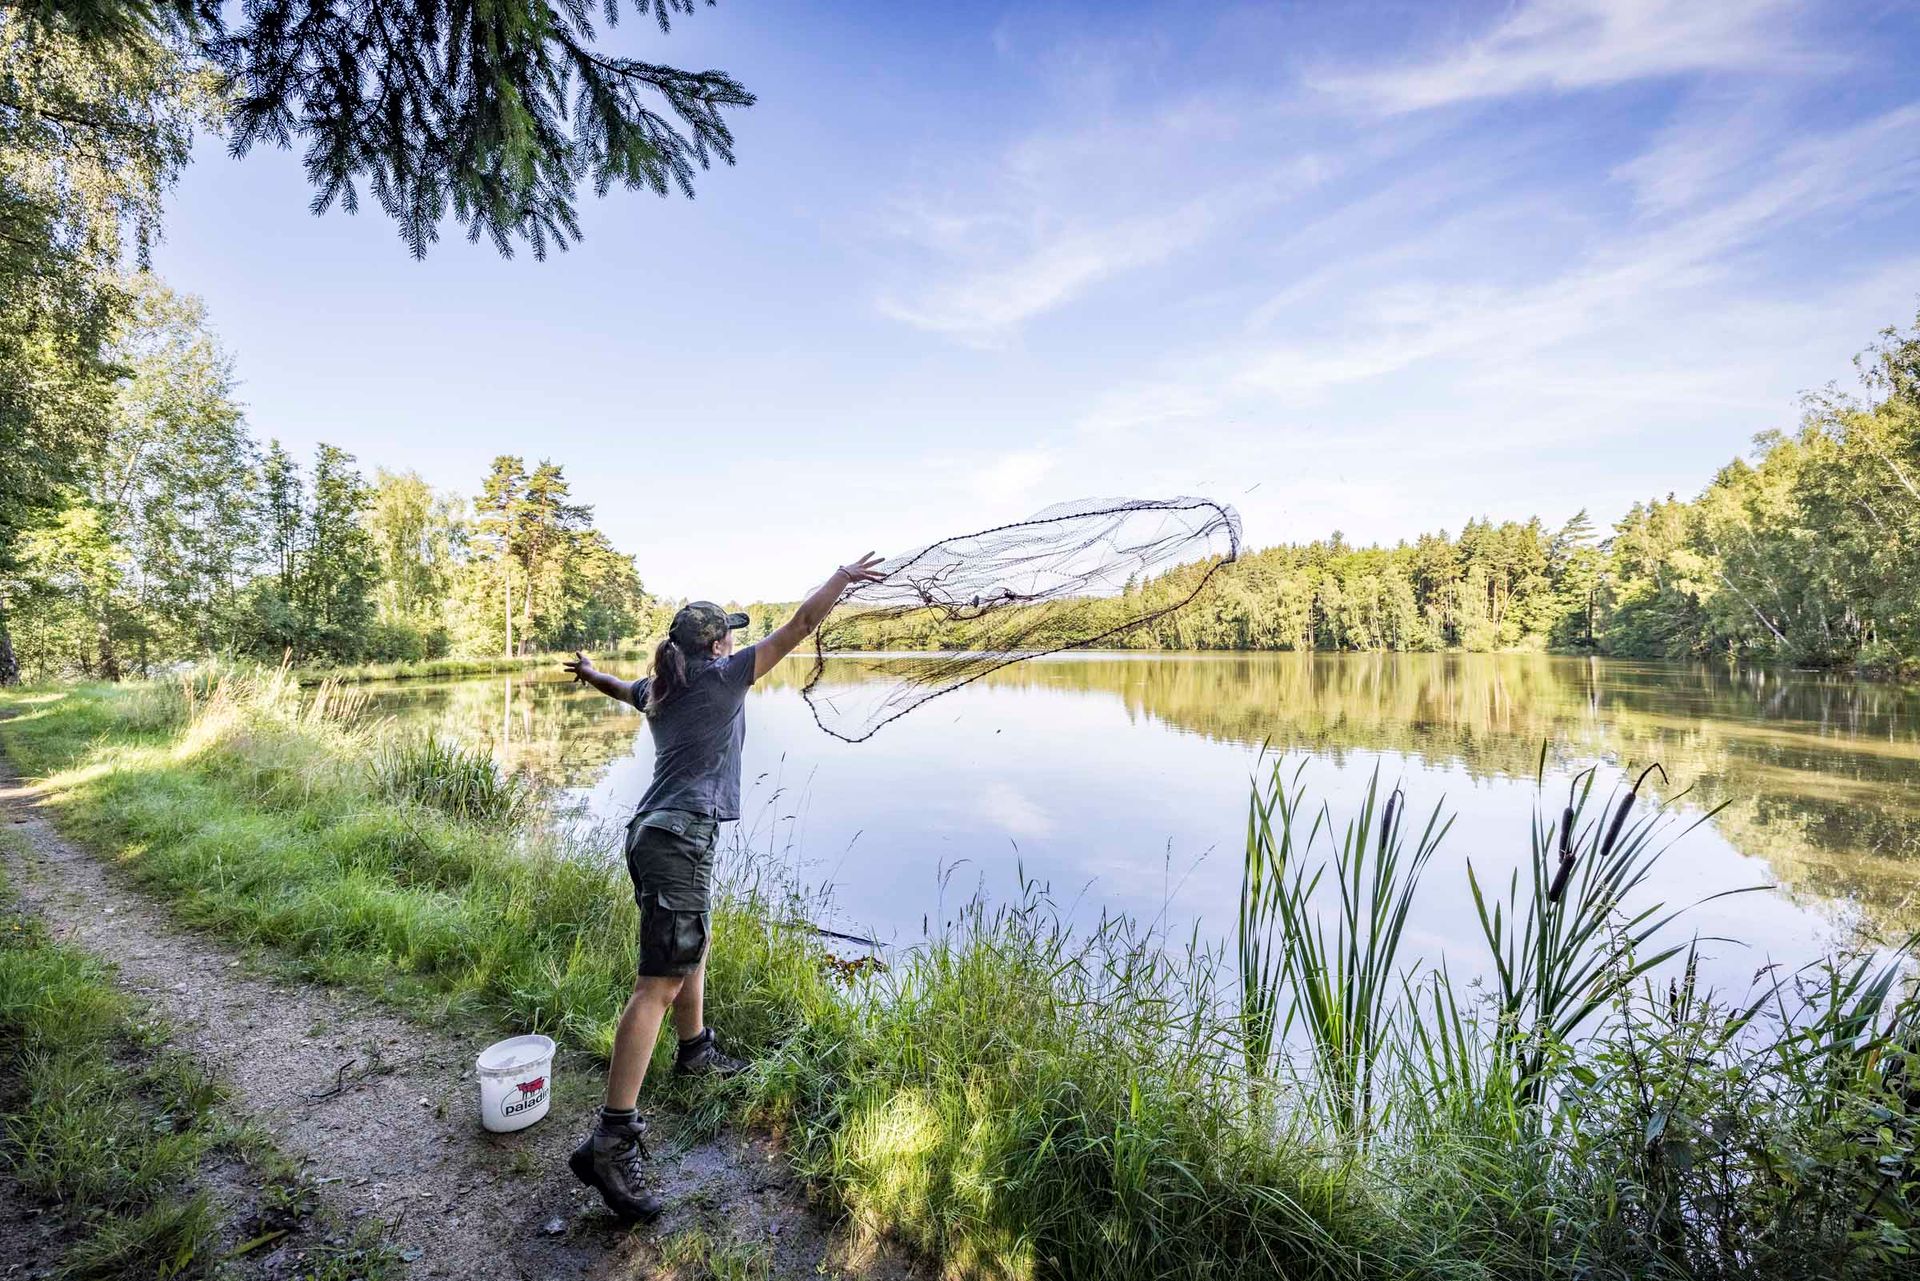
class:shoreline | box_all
[296,645,1918,689]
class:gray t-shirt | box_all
[628,644,759,821]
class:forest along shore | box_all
[2,668,1916,1281]
[14,317,1920,690]
[300,647,652,687]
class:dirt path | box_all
[0,755,913,1281]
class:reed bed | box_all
[0,669,1913,1280]
[370,732,543,829]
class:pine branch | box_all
[200,2,748,257]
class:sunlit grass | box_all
[370,732,543,828]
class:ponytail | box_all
[646,636,690,713]
[646,635,690,713]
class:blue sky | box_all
[150,0,1920,601]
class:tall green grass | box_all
[1240,762,1449,1142]
[1239,751,1920,1280]
[1,669,1914,1279]
[371,732,543,828]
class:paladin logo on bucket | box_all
[502,1075,548,1118]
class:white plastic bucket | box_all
[476,1034,555,1133]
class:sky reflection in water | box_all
[358,653,1920,993]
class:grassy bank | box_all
[0,831,399,1280]
[1,671,1914,1279]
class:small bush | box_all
[371,732,541,829]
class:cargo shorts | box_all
[623,809,717,978]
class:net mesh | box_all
[801,497,1242,742]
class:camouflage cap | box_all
[670,601,749,651]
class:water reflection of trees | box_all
[359,673,644,792]
[998,654,1920,934]
[814,653,1920,934]
[364,655,1920,935]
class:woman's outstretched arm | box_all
[754,553,886,681]
[563,652,636,704]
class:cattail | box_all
[1546,804,1577,903]
[1379,788,1401,860]
[1599,763,1668,861]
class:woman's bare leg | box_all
[605,974,684,1109]
[670,956,706,1041]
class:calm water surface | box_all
[357,653,1920,988]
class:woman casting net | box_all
[560,497,1235,1219]
[561,553,884,1221]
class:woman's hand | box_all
[564,651,636,704]
[836,552,887,586]
[755,552,889,682]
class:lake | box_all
[357,653,1920,990]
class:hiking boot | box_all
[674,1027,747,1079]
[568,1117,665,1222]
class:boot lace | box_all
[609,1120,650,1184]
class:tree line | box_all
[1,272,658,679]
[808,316,1920,678]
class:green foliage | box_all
[229,439,378,664]
[205,1,755,257]
[659,1227,775,1281]
[453,453,655,657]
[365,466,463,658]
[0,6,211,682]
[371,731,542,829]
[7,274,255,679]
[1240,762,1449,1141]
[4,360,657,676]
[1237,755,1920,1281]
[23,1,753,258]
[0,2,744,680]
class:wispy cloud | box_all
[872,81,1330,345]
[1317,0,1820,113]
[969,447,1057,504]
[877,198,1227,345]
[858,0,1917,569]
[1103,101,1920,417]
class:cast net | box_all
[801,497,1241,742]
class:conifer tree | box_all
[301,443,377,654]
[257,440,304,597]
[16,0,756,257]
